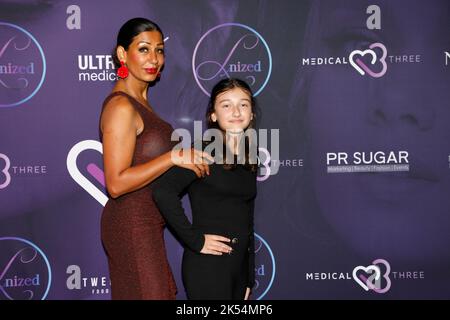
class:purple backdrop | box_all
[1,0,449,300]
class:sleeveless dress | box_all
[100,91,177,299]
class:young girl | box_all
[152,78,258,300]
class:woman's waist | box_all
[104,194,165,223]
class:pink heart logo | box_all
[349,43,388,78]
[352,265,381,291]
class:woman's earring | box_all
[117,61,128,79]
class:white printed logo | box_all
[67,140,107,206]
[349,43,388,78]
[0,153,11,189]
[353,259,392,293]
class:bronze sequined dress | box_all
[100,91,176,299]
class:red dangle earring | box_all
[157,71,161,79]
[117,60,128,79]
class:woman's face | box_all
[121,30,165,82]
[211,87,253,133]
[306,0,450,263]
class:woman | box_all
[99,17,230,300]
[152,78,258,300]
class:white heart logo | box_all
[352,265,381,291]
[349,43,388,78]
[349,49,377,76]
[67,140,107,207]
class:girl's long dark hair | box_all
[205,78,258,172]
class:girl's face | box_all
[211,87,253,133]
[120,30,165,82]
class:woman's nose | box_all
[149,51,158,63]
[366,65,436,131]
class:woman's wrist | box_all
[164,150,176,168]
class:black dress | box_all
[152,163,257,300]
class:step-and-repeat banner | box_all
[1,0,449,299]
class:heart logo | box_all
[67,140,107,207]
[352,265,381,291]
[0,153,11,189]
[349,42,388,78]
